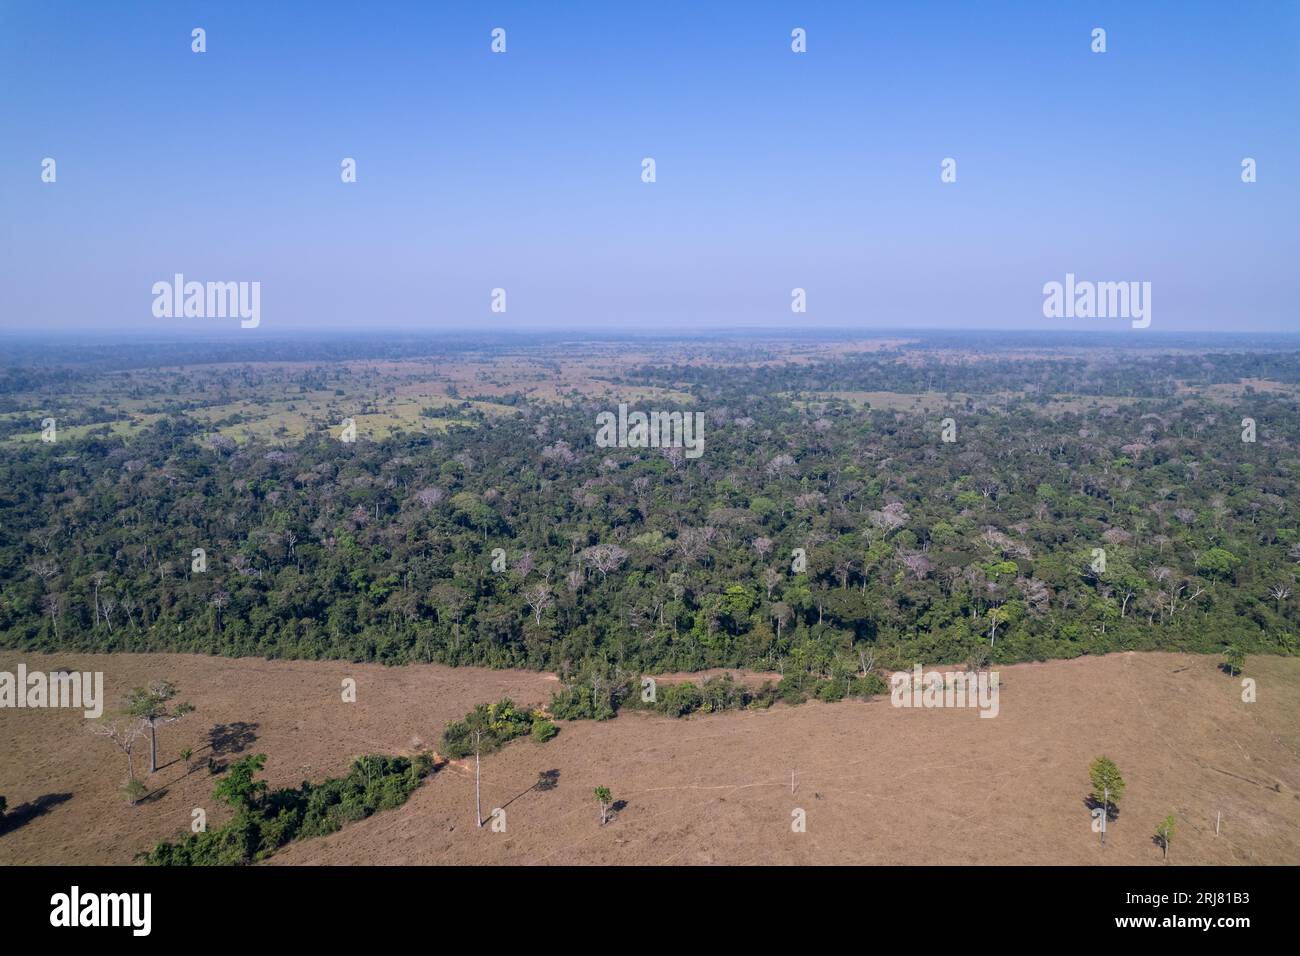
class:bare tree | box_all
[772,602,793,642]
[763,567,782,601]
[674,526,717,564]
[41,593,62,638]
[525,582,553,626]
[92,571,107,627]
[90,718,148,781]
[209,591,229,634]
[899,551,934,582]
[578,544,629,581]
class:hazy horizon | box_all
[2,0,1297,335]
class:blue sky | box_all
[1,0,1297,333]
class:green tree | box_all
[1196,547,1241,580]
[125,680,195,774]
[213,753,269,810]
[1155,814,1176,861]
[594,785,613,825]
[1089,756,1125,847]
[122,777,147,806]
[1225,645,1246,677]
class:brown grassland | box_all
[1,650,1297,866]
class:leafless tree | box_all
[92,571,107,627]
[90,718,148,781]
[210,590,229,633]
[1270,583,1292,610]
[525,582,553,626]
[772,602,793,641]
[763,567,782,601]
[899,551,934,582]
[674,526,717,564]
[579,544,629,581]
[41,593,62,637]
[765,453,796,478]
[414,486,444,508]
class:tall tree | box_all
[1089,756,1125,847]
[125,681,195,774]
[595,785,613,825]
[1155,814,1175,861]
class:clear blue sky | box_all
[1,0,1296,333]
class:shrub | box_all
[658,681,703,717]
[122,777,147,805]
[142,752,436,865]
[816,680,846,703]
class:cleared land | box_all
[1,650,1296,865]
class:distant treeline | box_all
[2,345,1298,682]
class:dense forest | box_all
[2,334,1298,680]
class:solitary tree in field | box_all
[1224,645,1246,677]
[474,729,484,828]
[121,777,146,806]
[1155,814,1176,861]
[90,717,148,781]
[1089,756,1125,847]
[595,785,613,825]
[125,681,194,774]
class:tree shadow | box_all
[500,769,561,811]
[1083,795,1121,823]
[139,785,169,804]
[0,792,73,836]
[203,722,259,771]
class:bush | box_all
[658,682,703,717]
[850,673,889,698]
[816,680,846,703]
[777,676,808,705]
[548,675,624,721]
[121,777,146,805]
[442,698,558,756]
[142,752,436,866]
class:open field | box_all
[4,335,1295,447]
[2,651,1296,866]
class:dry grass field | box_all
[2,650,1296,866]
